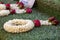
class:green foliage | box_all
[36,0,60,20]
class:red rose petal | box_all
[5,3,10,10]
[48,16,56,22]
[18,2,24,5]
[10,9,16,14]
[26,8,32,13]
[33,20,41,27]
[18,2,24,9]
[52,20,59,25]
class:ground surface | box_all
[0,0,60,40]
[0,9,60,40]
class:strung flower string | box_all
[0,8,32,16]
[33,16,59,27]
[3,17,59,33]
[0,3,24,10]
[0,1,32,16]
[0,2,24,10]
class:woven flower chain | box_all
[0,2,32,16]
[33,16,59,27]
[3,17,59,33]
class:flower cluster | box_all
[3,19,34,33]
[33,17,59,27]
[0,2,32,16]
[48,16,59,25]
[3,17,59,33]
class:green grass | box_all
[0,0,60,40]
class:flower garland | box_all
[3,19,34,33]
[3,17,59,33]
[0,2,24,10]
[0,8,32,16]
[0,2,59,33]
[0,2,32,16]
[33,17,59,27]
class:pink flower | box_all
[33,20,41,27]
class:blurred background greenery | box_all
[35,0,60,21]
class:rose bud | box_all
[26,8,32,13]
[33,20,41,27]
[5,3,10,10]
[48,16,56,22]
[10,9,16,14]
[52,20,59,25]
[18,2,24,9]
